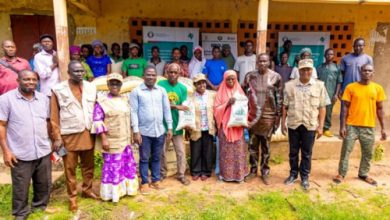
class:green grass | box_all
[1,184,390,219]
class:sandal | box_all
[333,174,344,184]
[358,175,377,186]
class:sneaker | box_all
[284,175,298,185]
[140,184,151,195]
[301,178,310,190]
[323,130,334,137]
[178,177,191,186]
[150,181,165,190]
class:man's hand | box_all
[339,126,347,139]
[177,105,189,111]
[166,129,173,140]
[316,127,323,139]
[102,138,110,151]
[274,117,281,132]
[133,133,142,145]
[281,124,287,136]
[381,129,387,141]
[52,139,63,152]
[332,95,338,104]
[338,91,343,101]
[227,97,236,106]
[3,150,17,168]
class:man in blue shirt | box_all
[130,66,173,194]
[338,38,373,122]
[203,46,227,91]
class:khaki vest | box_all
[284,79,325,131]
[189,91,216,141]
[98,95,131,153]
[52,80,96,135]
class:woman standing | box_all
[86,40,112,77]
[91,73,138,203]
[188,46,206,79]
[214,70,249,182]
[69,45,94,81]
[188,74,216,181]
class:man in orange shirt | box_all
[333,64,386,186]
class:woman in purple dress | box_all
[91,73,138,202]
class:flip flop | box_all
[333,174,344,184]
[358,175,378,186]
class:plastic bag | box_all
[176,100,196,131]
[227,94,248,128]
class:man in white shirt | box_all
[147,46,166,76]
[234,40,257,84]
[34,34,59,96]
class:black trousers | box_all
[190,131,213,177]
[249,134,271,176]
[288,125,316,179]
[11,154,51,218]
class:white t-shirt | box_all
[234,54,256,84]
[147,59,166,76]
[289,67,318,80]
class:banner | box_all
[201,33,238,59]
[143,26,199,62]
[278,32,330,67]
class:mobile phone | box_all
[57,145,67,157]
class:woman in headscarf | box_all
[189,46,206,79]
[86,40,112,77]
[69,45,94,81]
[91,73,138,203]
[214,70,249,182]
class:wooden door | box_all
[10,15,56,60]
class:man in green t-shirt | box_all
[158,63,191,185]
[121,43,147,78]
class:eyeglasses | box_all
[168,71,178,74]
[108,82,122,87]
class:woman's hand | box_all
[227,97,236,106]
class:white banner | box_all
[143,26,199,61]
[201,33,238,59]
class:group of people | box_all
[0,34,387,220]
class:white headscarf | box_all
[189,46,206,79]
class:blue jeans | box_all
[139,135,166,185]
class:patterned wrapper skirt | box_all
[218,132,249,182]
[100,145,139,202]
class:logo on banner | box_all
[217,36,223,41]
[188,33,194,39]
[147,31,154,38]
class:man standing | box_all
[244,54,283,185]
[203,46,227,91]
[159,63,191,185]
[34,34,59,96]
[275,51,293,85]
[234,40,257,84]
[130,66,173,194]
[109,43,124,74]
[339,38,373,121]
[333,64,386,186]
[282,59,328,190]
[121,43,147,78]
[147,46,166,76]
[51,61,98,212]
[316,48,342,137]
[164,48,189,77]
[180,45,190,63]
[0,40,31,95]
[221,44,235,70]
[0,70,51,219]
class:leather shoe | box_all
[284,175,297,185]
[301,178,310,190]
[81,192,100,200]
[261,175,270,185]
[69,198,78,212]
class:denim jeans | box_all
[139,134,166,184]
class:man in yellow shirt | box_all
[333,64,386,186]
